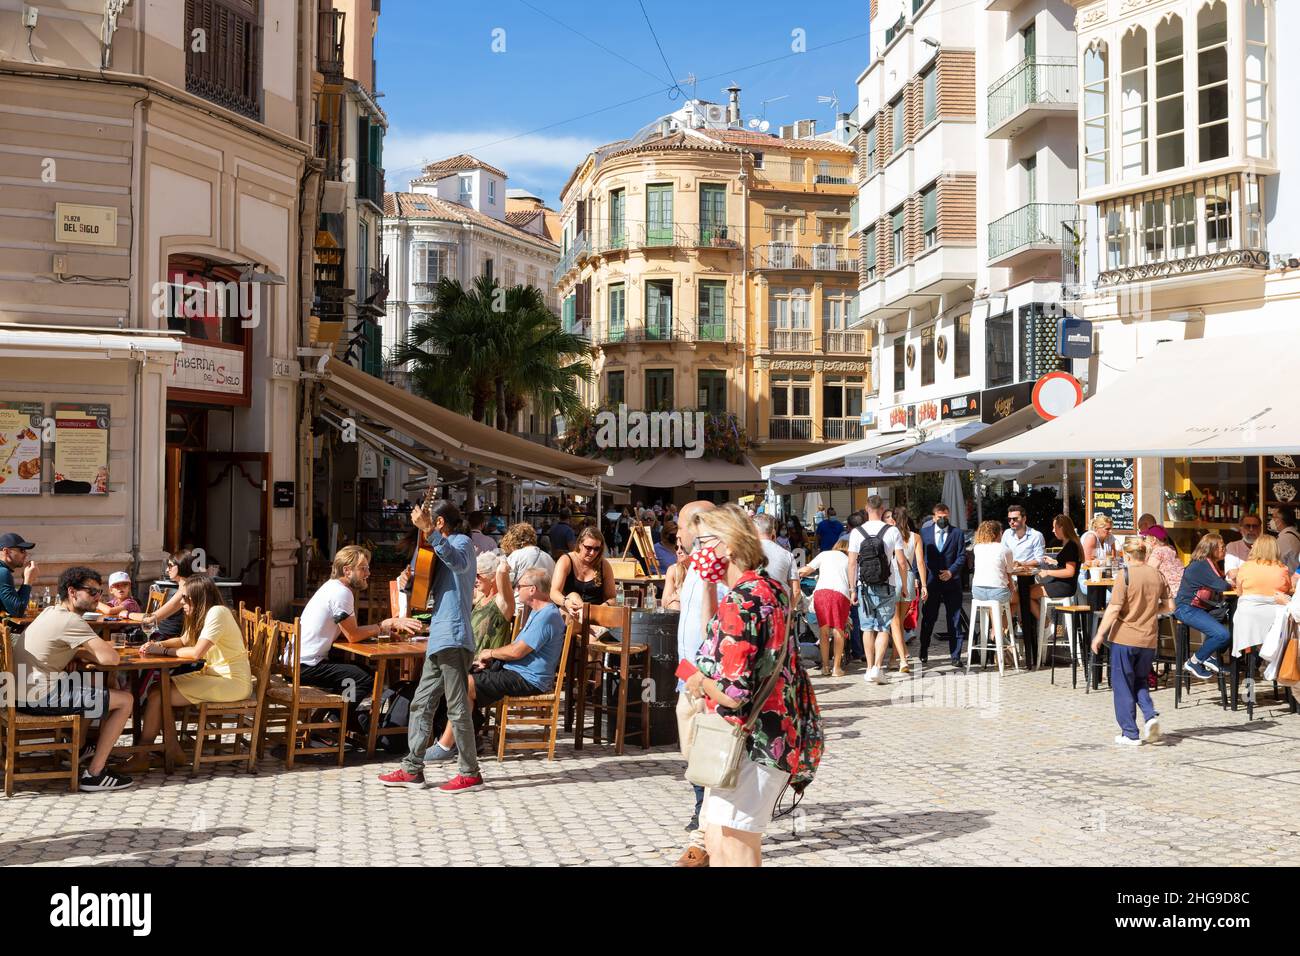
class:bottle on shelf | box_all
[41,586,52,608]
[615,580,625,606]
[644,585,657,613]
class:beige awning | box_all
[636,454,762,490]
[323,359,610,488]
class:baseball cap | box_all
[108,571,131,587]
[0,533,35,550]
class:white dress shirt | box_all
[1002,526,1046,566]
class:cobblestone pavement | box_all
[3,657,1299,867]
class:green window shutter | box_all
[923,187,937,234]
[924,69,937,126]
[865,226,877,268]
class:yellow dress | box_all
[171,606,253,703]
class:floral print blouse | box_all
[695,569,800,775]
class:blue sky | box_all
[376,1,870,204]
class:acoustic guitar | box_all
[409,480,439,611]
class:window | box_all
[954,312,970,379]
[1105,204,1129,270]
[646,183,674,244]
[482,257,494,282]
[488,180,496,205]
[1120,27,1148,180]
[414,243,455,284]
[893,336,906,393]
[823,294,849,330]
[1024,155,1038,204]
[921,184,938,249]
[697,370,726,414]
[921,325,935,386]
[1022,21,1036,58]
[607,283,626,342]
[645,279,673,338]
[645,370,674,410]
[923,68,937,127]
[865,123,878,175]
[752,152,764,169]
[1197,1,1229,162]
[700,183,727,241]
[698,280,727,340]
[1205,178,1231,251]
[607,370,625,406]
[1083,44,1109,188]
[1141,198,1165,262]
[770,216,799,244]
[771,374,812,418]
[884,14,905,45]
[891,97,906,153]
[562,293,576,331]
[986,311,1014,388]
[864,225,878,281]
[821,220,846,247]
[823,376,863,420]
[185,0,261,120]
[1244,173,1264,250]
[1155,16,1185,172]
[891,206,905,265]
[608,188,626,247]
[1245,2,1269,159]
[459,175,473,203]
[1170,186,1197,258]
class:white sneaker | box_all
[874,667,889,685]
[1142,716,1162,743]
[1113,734,1141,747]
[863,666,879,684]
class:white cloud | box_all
[384,128,601,194]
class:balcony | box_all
[769,418,813,441]
[637,223,690,250]
[358,161,385,209]
[986,56,1076,139]
[687,317,734,345]
[317,9,345,83]
[551,233,588,285]
[695,224,740,250]
[593,318,679,345]
[593,227,630,254]
[755,243,858,272]
[410,281,441,303]
[767,328,814,352]
[822,418,865,442]
[822,330,866,354]
[988,202,1077,266]
[753,159,855,189]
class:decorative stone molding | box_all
[822,360,869,373]
[768,359,815,371]
[1077,2,1107,29]
[1098,249,1270,287]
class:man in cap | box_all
[0,532,38,616]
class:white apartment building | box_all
[856,0,983,441]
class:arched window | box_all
[1083,43,1109,188]
[1120,27,1148,179]
[1197,2,1229,161]
[1154,16,1185,171]
[1245,1,1269,158]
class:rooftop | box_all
[383,192,558,249]
[410,153,509,183]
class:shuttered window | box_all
[185,0,261,120]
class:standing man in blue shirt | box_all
[0,532,38,616]
[1001,503,1046,664]
[816,508,845,553]
[378,500,483,794]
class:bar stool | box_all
[1038,595,1076,669]
[965,599,1018,674]
[571,603,649,755]
[1173,620,1228,710]
[1049,604,1091,688]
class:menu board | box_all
[1264,454,1299,512]
[0,402,44,495]
[52,404,110,495]
[1089,457,1137,532]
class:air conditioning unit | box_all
[813,243,837,269]
[768,241,794,269]
[704,104,727,125]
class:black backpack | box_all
[857,527,891,587]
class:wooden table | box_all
[331,639,429,756]
[80,647,190,773]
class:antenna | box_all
[680,72,698,100]
[817,91,840,113]
[760,94,789,120]
[759,120,770,133]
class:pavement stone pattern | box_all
[3,653,1299,866]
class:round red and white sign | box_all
[1032,371,1084,421]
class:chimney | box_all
[726,85,741,126]
[837,112,851,141]
[659,118,672,137]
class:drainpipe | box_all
[128,91,149,583]
[740,155,750,435]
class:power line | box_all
[514,0,667,88]
[636,0,686,99]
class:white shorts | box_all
[700,757,791,834]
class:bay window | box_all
[1154,16,1185,172]
[1245,1,1269,159]
[1120,27,1149,180]
[1083,44,1109,188]
[1197,1,1229,162]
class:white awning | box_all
[761,430,932,482]
[0,325,183,360]
[969,332,1300,460]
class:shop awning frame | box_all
[0,324,183,360]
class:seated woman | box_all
[1030,515,1082,609]
[127,575,252,771]
[1142,525,1184,597]
[1081,514,1116,567]
[125,549,204,639]
[660,535,690,611]
[550,526,616,622]
[971,519,1017,611]
[1174,533,1230,680]
[1232,536,1294,659]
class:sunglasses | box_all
[579,544,601,553]
[78,586,103,597]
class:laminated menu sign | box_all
[0,402,44,495]
[1265,455,1298,510]
[52,404,110,495]
[1090,457,1136,532]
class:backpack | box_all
[856,527,891,587]
[788,652,823,795]
[354,680,417,753]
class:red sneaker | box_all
[376,767,426,789]
[436,773,485,794]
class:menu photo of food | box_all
[0,402,44,495]
[52,403,110,495]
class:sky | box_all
[375,0,871,205]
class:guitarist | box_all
[378,500,485,793]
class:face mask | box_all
[690,543,730,583]
[935,517,950,529]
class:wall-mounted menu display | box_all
[52,404,110,495]
[0,402,44,495]
[1089,457,1137,532]
[1265,454,1299,513]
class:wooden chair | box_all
[145,588,166,615]
[188,615,278,773]
[237,602,263,649]
[492,617,579,761]
[0,623,83,796]
[572,603,648,755]
[259,617,348,768]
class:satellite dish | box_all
[759,120,770,133]
[748,118,760,129]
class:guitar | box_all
[409,480,439,611]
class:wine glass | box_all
[140,616,157,652]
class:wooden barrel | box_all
[602,609,680,746]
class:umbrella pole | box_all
[975,466,983,523]
[1061,459,1069,514]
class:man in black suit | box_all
[918,503,967,666]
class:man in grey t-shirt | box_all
[754,513,795,592]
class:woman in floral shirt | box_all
[684,503,798,867]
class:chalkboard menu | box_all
[1264,454,1300,513]
[1089,457,1137,532]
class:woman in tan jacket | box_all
[1092,537,1174,747]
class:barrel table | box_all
[600,609,680,747]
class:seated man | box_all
[298,545,423,702]
[423,567,567,761]
[15,566,135,791]
[0,531,38,616]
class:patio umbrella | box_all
[878,421,986,474]
[942,470,968,532]
[783,465,904,487]
[803,491,824,526]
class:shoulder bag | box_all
[686,603,792,791]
